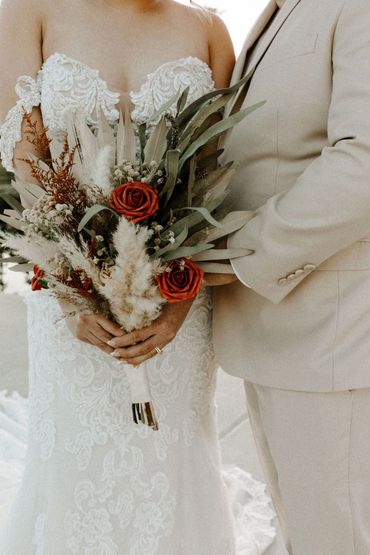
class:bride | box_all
[0,0,275,553]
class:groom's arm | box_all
[229,0,370,304]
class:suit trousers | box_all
[244,382,370,555]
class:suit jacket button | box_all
[295,269,305,276]
[304,264,316,272]
[278,278,288,286]
[287,274,296,281]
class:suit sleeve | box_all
[228,0,370,303]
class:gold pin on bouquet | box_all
[0,75,263,431]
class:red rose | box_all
[31,265,46,291]
[110,181,159,223]
[66,269,94,300]
[156,258,204,303]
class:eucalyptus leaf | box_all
[3,209,21,219]
[204,211,255,243]
[177,87,190,115]
[0,255,28,264]
[78,204,117,233]
[138,123,147,161]
[146,91,181,124]
[0,193,24,213]
[176,70,254,128]
[152,226,189,258]
[160,150,180,203]
[177,93,233,153]
[144,118,168,164]
[179,101,266,170]
[192,164,233,201]
[192,247,253,261]
[187,157,197,207]
[197,262,235,274]
[0,214,24,231]
[168,194,228,236]
[202,168,235,204]
[197,149,224,171]
[9,263,34,273]
[173,206,223,228]
[161,242,214,262]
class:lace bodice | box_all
[0,52,214,172]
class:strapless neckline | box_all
[41,51,212,100]
[0,52,215,172]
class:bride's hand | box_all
[203,273,237,287]
[107,300,193,366]
[63,308,123,355]
[202,237,238,286]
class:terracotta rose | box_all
[157,258,204,303]
[110,181,159,223]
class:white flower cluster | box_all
[22,195,74,240]
[150,220,177,252]
[113,160,165,188]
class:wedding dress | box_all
[0,53,275,555]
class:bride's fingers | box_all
[113,337,159,361]
[90,323,115,345]
[86,332,114,355]
[98,316,124,337]
[120,347,163,367]
[108,326,154,349]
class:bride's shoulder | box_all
[169,2,235,87]
[169,2,232,44]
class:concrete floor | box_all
[0,292,287,554]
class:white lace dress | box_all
[0,53,275,555]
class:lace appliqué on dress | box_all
[0,54,214,173]
[39,53,120,138]
[0,76,41,172]
[130,56,215,124]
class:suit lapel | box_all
[231,0,278,86]
[245,0,303,76]
[228,0,303,117]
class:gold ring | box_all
[154,346,163,355]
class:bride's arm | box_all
[207,13,235,89]
[0,0,45,192]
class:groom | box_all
[214,0,370,553]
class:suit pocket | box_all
[264,31,318,66]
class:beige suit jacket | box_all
[214,0,370,391]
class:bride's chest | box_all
[36,53,214,133]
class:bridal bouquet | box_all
[0,77,262,430]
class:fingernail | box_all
[107,340,116,347]
[111,351,120,357]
